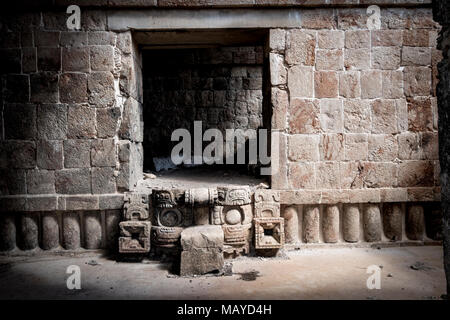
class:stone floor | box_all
[0,246,446,300]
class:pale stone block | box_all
[361,70,382,99]
[368,134,398,162]
[314,71,338,98]
[371,46,401,70]
[289,162,316,189]
[318,30,344,49]
[344,133,368,161]
[345,30,370,49]
[323,205,339,243]
[285,29,316,66]
[319,99,343,133]
[363,204,382,242]
[288,135,320,162]
[371,99,397,134]
[315,49,344,71]
[343,204,359,242]
[288,98,320,134]
[288,66,314,98]
[344,48,370,70]
[320,134,344,161]
[303,205,319,243]
[339,71,360,98]
[343,99,371,133]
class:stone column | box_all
[303,205,319,243]
[363,204,381,242]
[42,212,60,250]
[323,205,339,243]
[105,210,120,250]
[282,206,299,244]
[84,211,102,249]
[383,203,402,241]
[0,214,16,251]
[19,213,39,250]
[406,205,425,240]
[343,204,359,242]
[63,212,81,250]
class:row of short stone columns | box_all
[0,211,120,252]
[282,203,439,244]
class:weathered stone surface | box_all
[5,74,29,103]
[303,205,319,243]
[271,88,288,130]
[67,104,96,138]
[320,134,344,161]
[90,45,115,71]
[302,8,336,29]
[282,206,299,244]
[288,66,313,98]
[371,46,401,70]
[403,29,429,47]
[19,213,39,250]
[60,31,88,47]
[64,139,91,168]
[37,104,67,140]
[316,162,340,189]
[383,203,403,241]
[56,169,91,194]
[371,99,397,134]
[344,48,370,70]
[2,141,36,169]
[26,169,55,194]
[92,167,116,194]
[363,204,382,242]
[4,103,36,140]
[180,225,224,276]
[343,204,359,242]
[269,29,286,52]
[422,132,439,160]
[84,211,102,249]
[345,30,370,49]
[339,71,360,98]
[343,99,371,133]
[323,205,339,243]
[368,134,398,162]
[407,97,433,132]
[406,205,425,240]
[36,140,62,171]
[398,132,421,160]
[0,169,26,195]
[402,47,431,66]
[60,73,88,103]
[318,30,344,49]
[0,214,16,251]
[316,49,343,71]
[288,135,319,162]
[91,139,116,167]
[404,66,431,97]
[289,162,315,189]
[285,30,315,66]
[319,99,343,133]
[371,30,402,47]
[41,212,60,250]
[288,98,319,134]
[35,31,59,46]
[62,47,89,72]
[118,98,144,142]
[382,71,403,99]
[269,53,286,85]
[315,71,338,98]
[63,212,81,250]
[88,71,115,107]
[361,70,382,99]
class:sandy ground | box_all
[0,246,446,300]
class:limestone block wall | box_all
[269,7,442,206]
[0,10,143,213]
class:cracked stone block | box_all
[180,225,224,276]
[37,139,63,170]
[37,104,67,140]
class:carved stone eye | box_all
[225,209,241,225]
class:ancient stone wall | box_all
[270,7,442,207]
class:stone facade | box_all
[0,1,444,271]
